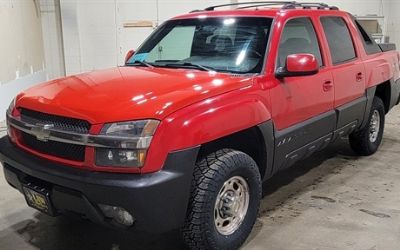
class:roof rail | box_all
[204,1,296,11]
[283,2,339,10]
[196,1,339,12]
[237,2,296,9]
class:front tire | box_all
[349,97,385,156]
[182,149,261,250]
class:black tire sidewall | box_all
[349,97,386,156]
[367,99,385,152]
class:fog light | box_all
[99,204,135,226]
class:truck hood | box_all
[16,67,253,124]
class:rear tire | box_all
[182,149,261,250]
[349,97,385,156]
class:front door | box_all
[270,17,335,170]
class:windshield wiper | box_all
[128,61,219,72]
[164,62,216,72]
[125,60,154,67]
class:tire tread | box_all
[349,97,385,156]
[182,149,260,250]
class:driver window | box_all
[278,18,323,68]
[147,26,196,61]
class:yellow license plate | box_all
[23,185,54,215]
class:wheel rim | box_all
[369,110,381,143]
[214,176,250,236]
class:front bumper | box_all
[0,136,199,233]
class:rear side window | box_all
[278,18,323,67]
[321,17,356,65]
[354,20,382,55]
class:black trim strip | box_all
[335,95,367,129]
[257,121,275,180]
[273,110,336,172]
[389,78,400,110]
[360,87,376,129]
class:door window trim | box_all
[353,18,382,55]
[275,16,325,71]
[319,15,359,66]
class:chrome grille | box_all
[17,108,90,162]
[20,108,90,134]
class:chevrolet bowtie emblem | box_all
[31,124,54,142]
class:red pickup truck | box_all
[1,2,400,249]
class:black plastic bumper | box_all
[396,78,400,105]
[0,136,199,233]
[391,78,400,108]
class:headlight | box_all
[95,120,159,168]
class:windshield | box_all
[128,17,273,74]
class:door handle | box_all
[356,72,363,82]
[323,80,333,92]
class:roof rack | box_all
[204,1,295,11]
[236,2,296,10]
[197,1,338,12]
[284,2,339,10]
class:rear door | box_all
[320,16,367,128]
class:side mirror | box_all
[276,53,319,78]
[125,50,135,64]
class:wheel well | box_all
[375,81,391,113]
[197,126,268,179]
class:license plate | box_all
[23,184,55,216]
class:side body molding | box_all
[257,121,275,180]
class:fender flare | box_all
[143,91,272,173]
